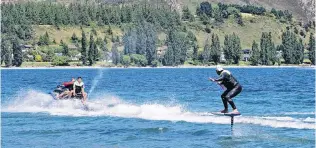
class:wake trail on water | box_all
[3,90,315,130]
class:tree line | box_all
[1,1,181,29]
[1,1,314,67]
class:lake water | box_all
[1,68,315,148]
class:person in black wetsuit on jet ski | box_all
[209,66,242,115]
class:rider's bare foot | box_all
[230,109,240,114]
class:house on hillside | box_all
[103,52,112,63]
[276,50,282,58]
[68,44,78,50]
[22,45,34,53]
[157,46,168,58]
[55,53,63,56]
[220,51,226,63]
[70,53,81,61]
[242,49,251,61]
[221,49,253,62]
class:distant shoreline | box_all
[1,65,315,70]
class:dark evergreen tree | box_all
[223,35,232,64]
[111,43,120,65]
[250,40,260,65]
[71,32,78,42]
[281,30,296,64]
[193,42,199,61]
[308,33,315,65]
[12,38,23,67]
[88,34,95,65]
[210,34,221,64]
[145,24,157,65]
[60,40,69,57]
[2,40,12,67]
[199,2,212,17]
[182,6,194,22]
[202,37,211,64]
[81,30,87,65]
[213,7,223,23]
[231,33,241,64]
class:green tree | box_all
[16,25,25,40]
[145,23,157,65]
[1,39,12,67]
[182,6,194,22]
[43,31,50,45]
[88,34,95,65]
[213,7,223,23]
[281,30,297,64]
[163,47,174,66]
[293,38,304,64]
[201,13,209,25]
[93,42,99,62]
[210,34,221,64]
[107,25,113,35]
[52,56,69,66]
[60,40,69,57]
[231,33,241,64]
[202,37,211,64]
[260,32,275,65]
[12,38,23,67]
[123,28,137,54]
[122,55,131,67]
[199,2,212,17]
[71,32,78,42]
[308,33,315,65]
[130,54,148,67]
[223,33,241,64]
[223,35,232,64]
[193,42,199,61]
[250,40,260,65]
[111,43,120,65]
[81,30,87,65]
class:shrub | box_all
[151,60,161,67]
[52,56,69,66]
[122,55,131,67]
[35,54,43,62]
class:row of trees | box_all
[1,1,181,30]
[249,31,314,65]
[195,2,268,25]
[80,30,108,66]
[250,32,278,65]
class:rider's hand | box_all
[209,78,215,82]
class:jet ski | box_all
[51,85,83,100]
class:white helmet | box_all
[216,65,224,72]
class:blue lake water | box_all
[1,68,315,148]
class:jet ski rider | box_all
[71,77,88,103]
[57,78,75,99]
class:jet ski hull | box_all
[51,85,83,100]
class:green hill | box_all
[1,0,314,67]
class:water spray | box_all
[88,68,104,98]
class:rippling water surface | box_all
[2,68,315,148]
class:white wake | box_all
[2,90,315,130]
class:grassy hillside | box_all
[179,0,315,22]
[188,14,288,49]
[33,12,310,52]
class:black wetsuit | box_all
[214,70,242,110]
